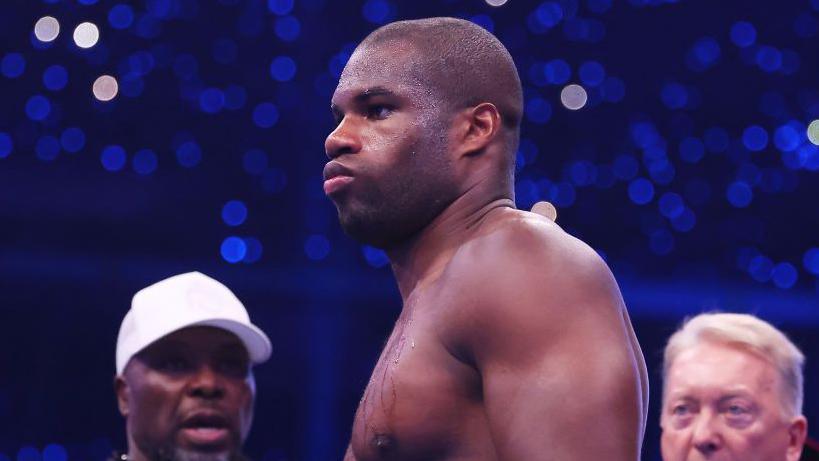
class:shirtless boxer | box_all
[323,17,649,460]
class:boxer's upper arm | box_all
[456,226,644,460]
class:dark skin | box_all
[114,326,255,461]
[326,40,649,460]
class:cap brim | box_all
[192,318,272,364]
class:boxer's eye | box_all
[156,356,192,373]
[366,104,393,120]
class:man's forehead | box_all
[333,42,429,102]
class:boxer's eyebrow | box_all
[355,87,396,102]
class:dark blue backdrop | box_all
[1,0,818,460]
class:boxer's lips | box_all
[179,412,231,447]
[323,162,354,196]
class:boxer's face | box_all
[324,40,459,249]
[116,327,255,461]
[660,341,805,461]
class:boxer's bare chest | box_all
[348,290,497,461]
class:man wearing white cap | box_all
[113,272,271,461]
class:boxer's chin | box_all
[168,448,237,461]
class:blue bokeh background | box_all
[1,0,818,459]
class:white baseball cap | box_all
[115,271,272,375]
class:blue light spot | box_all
[569,161,597,186]
[772,263,798,289]
[749,255,773,282]
[101,145,127,171]
[670,207,696,232]
[224,84,247,110]
[135,14,161,38]
[109,4,135,29]
[660,82,688,109]
[43,65,68,91]
[756,46,782,72]
[578,61,605,87]
[535,2,564,28]
[305,234,330,260]
[79,0,99,4]
[270,56,296,82]
[242,237,263,263]
[658,192,684,219]
[176,141,202,167]
[649,229,674,255]
[693,37,721,64]
[803,248,819,275]
[268,0,293,15]
[16,447,39,461]
[730,21,756,47]
[613,154,639,180]
[628,178,654,204]
[243,149,268,175]
[128,52,156,76]
[133,149,158,175]
[515,179,539,209]
[773,124,801,152]
[42,445,66,461]
[726,181,753,207]
[25,95,51,121]
[212,38,237,65]
[552,182,576,207]
[252,102,279,128]
[1,53,25,78]
[35,136,60,161]
[261,167,287,193]
[525,97,552,124]
[742,125,768,151]
[679,137,705,163]
[60,127,85,153]
[222,200,248,226]
[470,14,494,33]
[600,77,625,102]
[146,0,173,19]
[647,158,676,185]
[221,236,247,263]
[198,88,225,114]
[703,127,729,153]
[0,132,13,158]
[362,0,394,25]
[274,15,301,42]
[544,59,571,85]
[363,245,389,268]
[519,138,539,164]
[630,121,660,149]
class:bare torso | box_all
[345,208,648,461]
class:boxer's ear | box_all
[531,201,557,222]
[452,103,501,159]
[114,374,130,416]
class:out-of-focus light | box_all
[749,255,773,282]
[60,127,85,153]
[363,245,389,267]
[43,65,68,91]
[560,84,587,110]
[224,84,247,110]
[525,97,552,123]
[146,0,174,19]
[132,149,158,175]
[687,37,721,71]
[16,447,39,461]
[543,59,571,85]
[268,0,294,15]
[660,82,688,109]
[658,192,684,219]
[252,102,279,128]
[649,229,674,256]
[771,263,797,289]
[176,141,202,167]
[670,207,696,232]
[93,75,118,101]
[807,120,819,146]
[25,95,51,121]
[730,21,756,47]
[587,0,612,13]
[756,46,782,72]
[243,149,268,175]
[362,0,394,25]
[34,16,60,42]
[534,2,564,28]
[221,236,247,263]
[0,132,12,158]
[679,137,705,163]
[101,145,127,171]
[199,88,225,113]
[578,61,605,87]
[774,123,801,152]
[628,178,654,205]
[270,56,296,82]
[726,181,753,207]
[1,53,25,78]
[35,135,60,161]
[274,15,301,42]
[109,4,135,29]
[73,22,100,49]
[742,125,768,151]
[803,248,819,275]
[242,237,263,263]
[485,0,508,6]
[42,444,67,461]
[304,234,330,261]
[222,200,248,227]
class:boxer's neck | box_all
[387,178,513,300]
